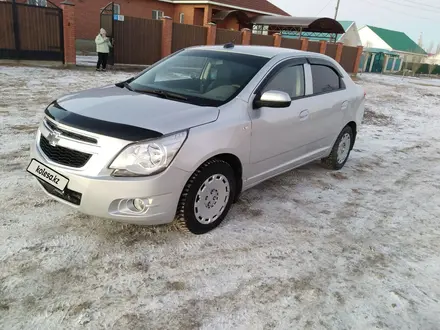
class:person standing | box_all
[95,28,112,71]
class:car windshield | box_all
[128,49,269,107]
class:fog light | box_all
[133,198,146,212]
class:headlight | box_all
[109,131,187,177]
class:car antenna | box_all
[224,39,235,49]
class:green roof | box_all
[367,25,427,55]
[338,21,354,32]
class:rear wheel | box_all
[175,159,236,235]
[322,126,354,170]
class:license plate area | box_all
[27,159,69,191]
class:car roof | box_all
[185,45,328,60]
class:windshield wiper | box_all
[137,89,188,101]
[115,81,134,91]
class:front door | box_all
[247,59,310,184]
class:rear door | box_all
[303,59,347,154]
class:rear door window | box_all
[311,64,341,94]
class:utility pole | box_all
[331,0,341,43]
[334,0,341,20]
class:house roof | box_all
[164,0,290,16]
[366,25,427,55]
[217,0,290,15]
[281,20,352,42]
[338,21,354,32]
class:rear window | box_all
[311,64,341,94]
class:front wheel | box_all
[175,159,236,235]
[322,126,354,170]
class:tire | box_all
[174,159,236,235]
[322,126,354,170]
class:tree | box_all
[426,56,437,76]
[427,41,434,54]
[411,55,423,76]
[418,32,423,49]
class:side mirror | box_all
[254,90,292,109]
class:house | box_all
[44,0,289,49]
[426,53,440,65]
[358,25,427,63]
[337,21,362,47]
[281,20,362,47]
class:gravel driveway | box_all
[1,67,440,330]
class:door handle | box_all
[299,110,309,121]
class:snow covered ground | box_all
[1,67,440,330]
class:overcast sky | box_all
[272,0,440,53]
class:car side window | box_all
[262,65,305,99]
[311,64,341,94]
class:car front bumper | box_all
[30,140,191,225]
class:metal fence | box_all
[216,28,242,45]
[172,23,207,53]
[0,0,63,61]
[325,43,338,59]
[280,38,301,50]
[340,45,358,73]
[113,17,162,65]
[251,34,274,46]
[308,41,321,53]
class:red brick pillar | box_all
[61,1,76,66]
[319,40,327,54]
[241,28,251,45]
[206,22,217,46]
[335,42,344,63]
[300,38,309,51]
[273,33,282,47]
[161,16,173,58]
[353,46,364,75]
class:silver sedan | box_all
[27,45,366,234]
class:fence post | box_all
[319,40,327,54]
[273,33,282,47]
[241,28,251,45]
[335,42,344,63]
[61,1,76,66]
[352,46,363,74]
[161,16,173,58]
[206,22,216,46]
[300,38,309,51]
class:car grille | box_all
[38,179,82,205]
[39,134,92,168]
[45,119,98,144]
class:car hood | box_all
[55,85,219,136]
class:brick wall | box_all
[44,1,264,41]
[52,0,174,40]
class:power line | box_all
[399,0,440,10]
[359,0,435,20]
[316,0,334,16]
[379,0,440,14]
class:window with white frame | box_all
[179,12,185,23]
[113,3,121,15]
[152,10,164,20]
[27,0,47,6]
[252,25,269,35]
